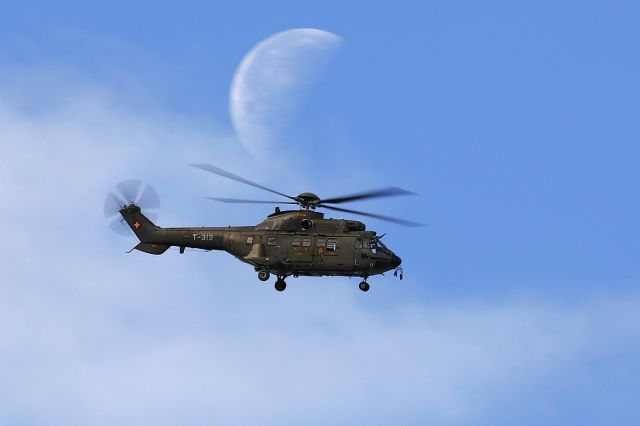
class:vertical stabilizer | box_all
[119,205,160,242]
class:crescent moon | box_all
[229,28,342,158]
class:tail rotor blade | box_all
[104,180,161,236]
[144,210,159,223]
[137,183,161,210]
[103,192,126,220]
[107,216,133,236]
[116,180,144,204]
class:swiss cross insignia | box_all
[133,221,141,229]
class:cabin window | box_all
[302,238,312,247]
[316,238,326,247]
[291,237,300,247]
[246,236,253,245]
[354,238,362,249]
[327,238,337,251]
[267,237,277,246]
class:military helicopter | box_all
[104,164,420,292]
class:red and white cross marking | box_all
[133,221,141,229]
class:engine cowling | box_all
[344,220,366,231]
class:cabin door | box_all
[289,236,314,270]
[354,237,373,272]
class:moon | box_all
[229,28,342,158]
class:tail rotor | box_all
[104,180,160,236]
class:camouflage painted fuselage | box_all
[120,204,401,278]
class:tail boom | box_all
[118,204,233,254]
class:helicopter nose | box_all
[391,255,402,268]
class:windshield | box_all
[370,238,389,253]
[371,238,389,250]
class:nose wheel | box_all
[359,281,370,292]
[258,270,270,281]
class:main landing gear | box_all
[274,277,286,292]
[359,280,370,292]
[258,270,286,291]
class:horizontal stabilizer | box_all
[134,242,170,255]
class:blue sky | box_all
[1,1,639,425]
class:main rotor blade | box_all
[206,197,298,204]
[321,187,415,205]
[192,164,297,201]
[319,204,424,227]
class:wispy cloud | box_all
[1,64,639,426]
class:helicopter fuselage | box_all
[120,205,402,283]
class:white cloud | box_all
[1,68,638,426]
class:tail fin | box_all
[119,204,159,242]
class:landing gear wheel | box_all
[258,270,270,281]
[275,279,286,292]
[359,281,370,292]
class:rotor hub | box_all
[296,192,321,208]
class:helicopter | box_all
[104,164,420,292]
